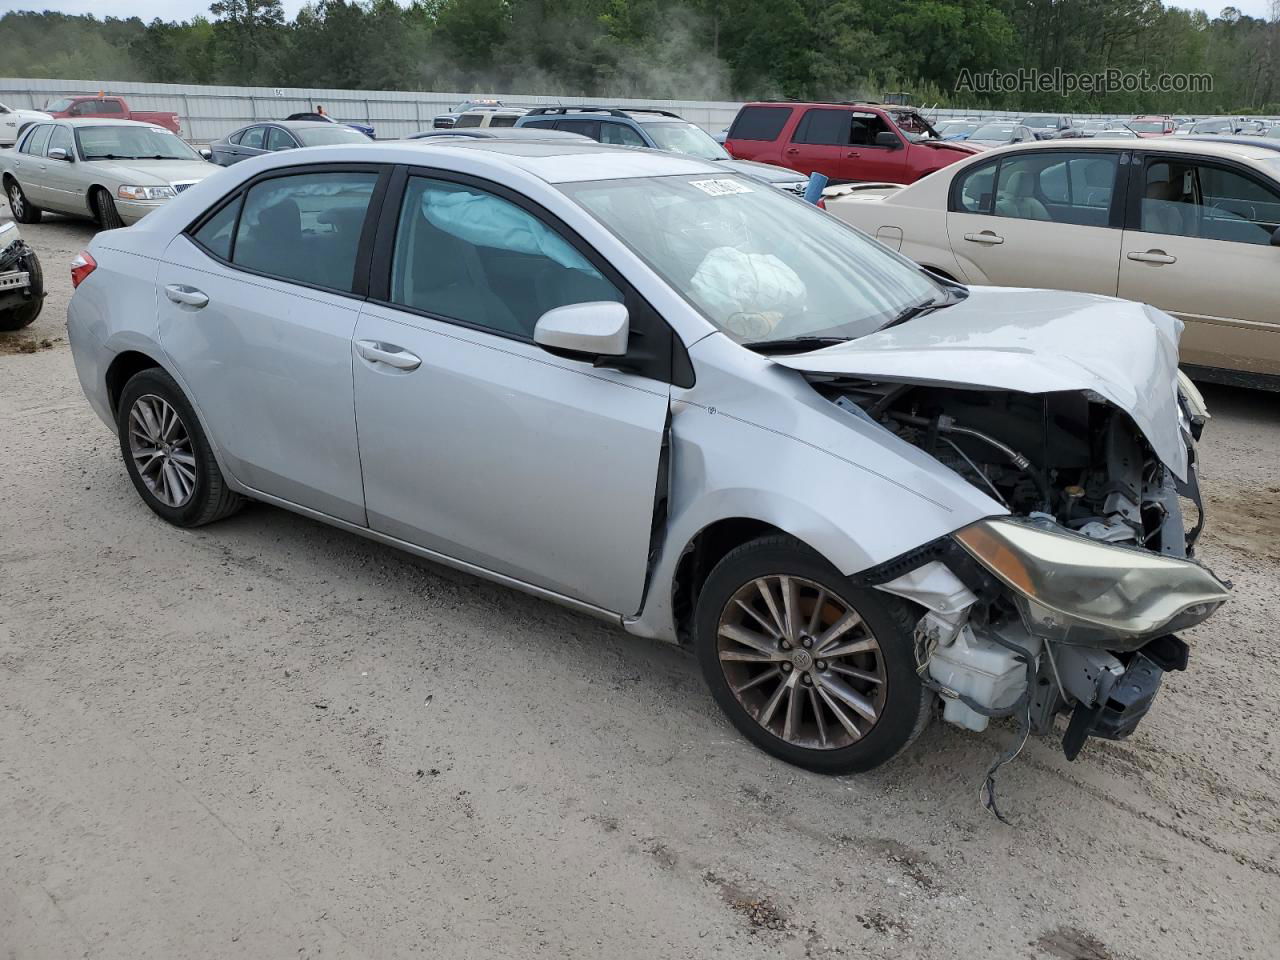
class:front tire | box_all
[5,179,41,224]
[93,188,124,230]
[694,535,930,774]
[116,368,242,527]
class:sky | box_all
[0,0,1275,23]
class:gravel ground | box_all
[2,204,1278,960]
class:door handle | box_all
[963,231,1004,245]
[845,151,860,158]
[1127,250,1176,265]
[356,339,421,370]
[784,147,799,155]
[164,284,209,308]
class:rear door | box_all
[1117,153,1280,378]
[783,108,848,180]
[235,125,268,162]
[11,124,53,205]
[264,126,299,153]
[351,169,671,614]
[156,165,387,523]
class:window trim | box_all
[367,164,690,387]
[182,161,391,301]
[1124,150,1280,242]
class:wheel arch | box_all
[105,349,164,416]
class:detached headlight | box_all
[117,185,176,201]
[954,518,1229,649]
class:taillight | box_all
[70,250,97,289]
[817,198,827,210]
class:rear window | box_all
[729,106,791,142]
[97,99,125,114]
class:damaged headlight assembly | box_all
[953,517,1230,648]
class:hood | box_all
[717,158,808,185]
[920,139,982,155]
[771,286,1188,480]
[95,158,216,185]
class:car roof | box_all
[240,120,344,131]
[974,136,1280,163]
[234,139,721,184]
[407,128,589,141]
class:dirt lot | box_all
[2,205,1278,960]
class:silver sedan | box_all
[1,118,217,228]
[65,140,1228,780]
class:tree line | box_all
[2,1,1279,114]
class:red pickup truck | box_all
[725,101,980,185]
[43,95,182,135]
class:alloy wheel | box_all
[127,394,197,508]
[8,185,23,218]
[716,575,887,750]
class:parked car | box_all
[935,120,981,141]
[450,107,528,129]
[209,120,372,166]
[1127,116,1177,137]
[1080,119,1114,137]
[965,122,1036,148]
[0,220,43,331]
[405,128,590,142]
[725,101,980,185]
[64,138,1227,778]
[517,106,810,195]
[1019,115,1073,139]
[1094,128,1139,140]
[43,95,181,135]
[1,119,216,228]
[285,112,375,139]
[0,101,51,148]
[1188,118,1236,136]
[432,99,504,129]
[824,137,1280,388]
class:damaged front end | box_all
[811,372,1230,765]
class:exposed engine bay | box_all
[805,373,1225,817]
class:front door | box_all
[352,173,669,614]
[946,149,1123,295]
[156,167,383,523]
[782,108,847,181]
[1118,155,1280,377]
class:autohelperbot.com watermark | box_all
[956,67,1213,97]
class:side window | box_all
[728,106,790,141]
[98,99,125,114]
[47,125,74,157]
[239,126,266,150]
[67,102,88,116]
[954,159,998,214]
[521,118,556,130]
[22,124,52,156]
[792,109,850,146]
[454,113,483,128]
[191,197,240,260]
[849,112,894,147]
[489,114,518,128]
[265,127,296,151]
[995,152,1117,225]
[388,176,622,339]
[1197,163,1280,244]
[556,119,601,140]
[232,171,378,292]
[599,121,646,147]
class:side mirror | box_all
[874,131,901,149]
[199,147,213,161]
[1271,226,1280,247]
[534,301,629,358]
[47,147,70,162]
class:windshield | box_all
[644,122,729,160]
[75,125,199,161]
[891,111,939,142]
[561,174,941,345]
[296,125,371,146]
[1129,120,1166,133]
[45,98,74,112]
[1193,120,1230,133]
[971,124,1015,140]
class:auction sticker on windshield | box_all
[689,178,753,197]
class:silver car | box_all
[66,140,1228,780]
[1,118,216,228]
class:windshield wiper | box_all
[746,336,850,355]
[884,298,944,329]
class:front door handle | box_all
[1127,250,1177,264]
[964,231,1004,245]
[845,151,860,158]
[164,284,209,308]
[784,147,799,155]
[356,340,421,370]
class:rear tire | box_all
[116,367,243,527]
[0,250,42,331]
[5,179,41,224]
[694,535,931,774]
[93,188,124,230]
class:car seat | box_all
[995,169,1050,220]
[1141,179,1185,236]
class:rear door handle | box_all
[1127,250,1176,264]
[356,340,421,371]
[164,284,209,308]
[963,231,1004,245]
